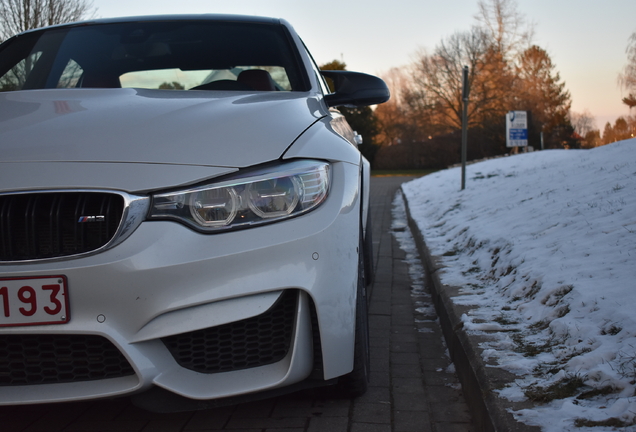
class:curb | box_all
[401,188,540,432]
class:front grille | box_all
[162,290,297,374]
[0,192,124,261]
[0,334,135,386]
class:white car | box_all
[0,15,389,411]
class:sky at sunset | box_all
[92,0,636,129]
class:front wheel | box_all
[363,210,375,287]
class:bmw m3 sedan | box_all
[0,15,389,411]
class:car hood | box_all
[0,88,325,192]
[0,88,324,167]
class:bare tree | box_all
[570,110,600,148]
[409,29,490,131]
[474,0,534,61]
[618,31,636,110]
[405,0,536,135]
[569,110,596,137]
[0,0,96,41]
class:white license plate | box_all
[0,276,69,327]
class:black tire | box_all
[363,210,375,287]
[333,236,370,397]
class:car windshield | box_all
[0,20,308,92]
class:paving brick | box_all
[429,402,472,424]
[391,329,419,344]
[369,301,391,315]
[370,353,390,371]
[370,335,391,349]
[390,341,419,354]
[394,410,433,432]
[392,377,426,395]
[312,399,351,417]
[392,392,427,411]
[391,352,421,365]
[369,314,391,329]
[350,423,391,432]
[356,386,391,405]
[307,416,347,432]
[371,344,390,361]
[422,370,457,386]
[351,402,391,424]
[391,363,423,378]
[432,422,476,432]
[369,370,390,388]
[419,357,453,371]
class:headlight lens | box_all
[246,177,301,218]
[149,160,330,232]
[190,187,239,227]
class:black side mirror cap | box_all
[320,70,390,107]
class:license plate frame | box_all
[0,275,70,327]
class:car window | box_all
[0,20,308,92]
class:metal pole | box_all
[461,66,469,190]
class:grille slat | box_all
[27,195,39,257]
[74,195,84,251]
[162,290,297,374]
[0,192,124,261]
[0,334,135,386]
[49,195,60,256]
[0,199,8,258]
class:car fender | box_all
[283,116,361,166]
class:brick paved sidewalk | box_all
[358,176,474,432]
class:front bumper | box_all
[0,161,361,405]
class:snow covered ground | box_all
[400,139,636,431]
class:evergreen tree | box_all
[602,122,616,144]
[602,117,636,144]
[515,45,573,149]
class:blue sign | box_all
[509,129,528,140]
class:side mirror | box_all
[320,70,390,108]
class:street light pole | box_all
[461,66,469,190]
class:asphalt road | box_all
[1,176,474,432]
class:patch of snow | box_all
[402,140,636,431]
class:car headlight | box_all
[149,160,330,232]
